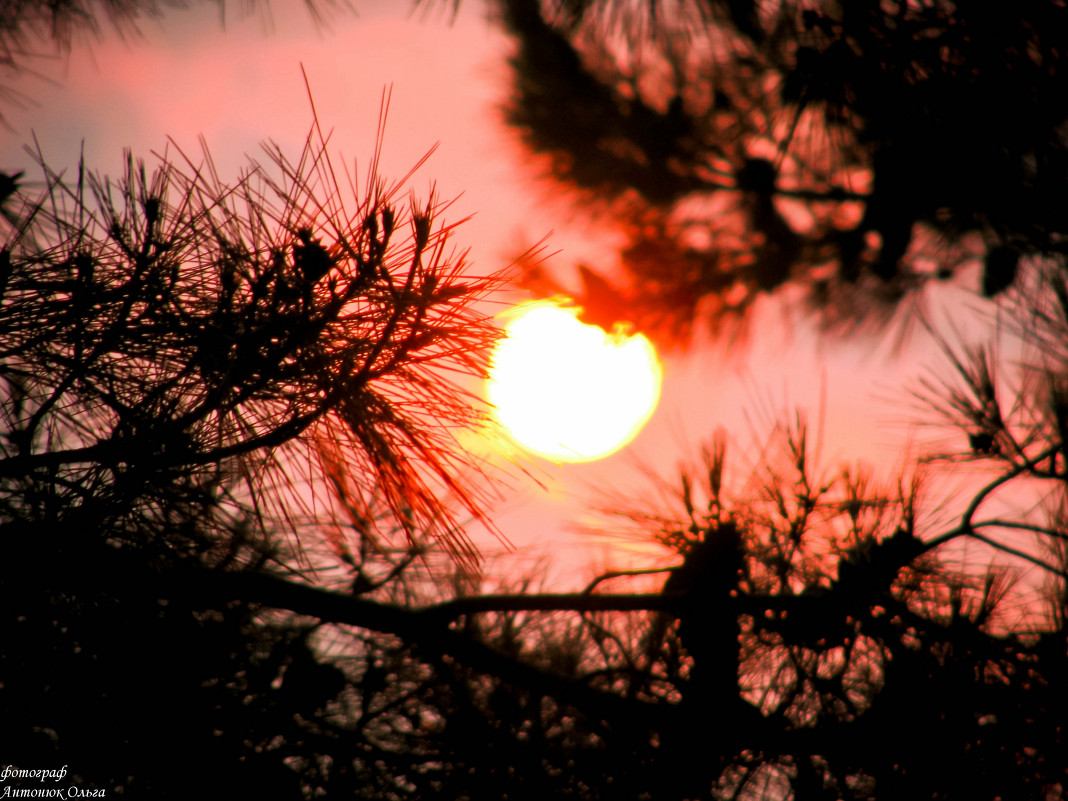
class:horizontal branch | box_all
[202,570,837,641]
[0,442,114,476]
[419,591,677,622]
[220,572,737,643]
[201,570,681,728]
[189,568,958,755]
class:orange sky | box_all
[0,0,996,588]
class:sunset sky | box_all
[0,0,986,587]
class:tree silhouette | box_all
[308,407,1067,800]
[4,118,1068,796]
[0,109,506,794]
[490,0,1068,341]
[5,3,1068,798]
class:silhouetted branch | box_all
[491,0,1068,342]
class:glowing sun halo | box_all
[487,301,663,463]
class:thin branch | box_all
[582,566,675,595]
[925,443,1061,552]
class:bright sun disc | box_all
[487,301,663,463]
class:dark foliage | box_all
[9,173,1066,796]
[0,122,503,795]
[322,409,1068,800]
[493,0,1068,341]
[4,3,1068,798]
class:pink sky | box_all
[0,0,995,588]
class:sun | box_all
[487,300,662,463]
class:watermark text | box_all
[0,767,106,798]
